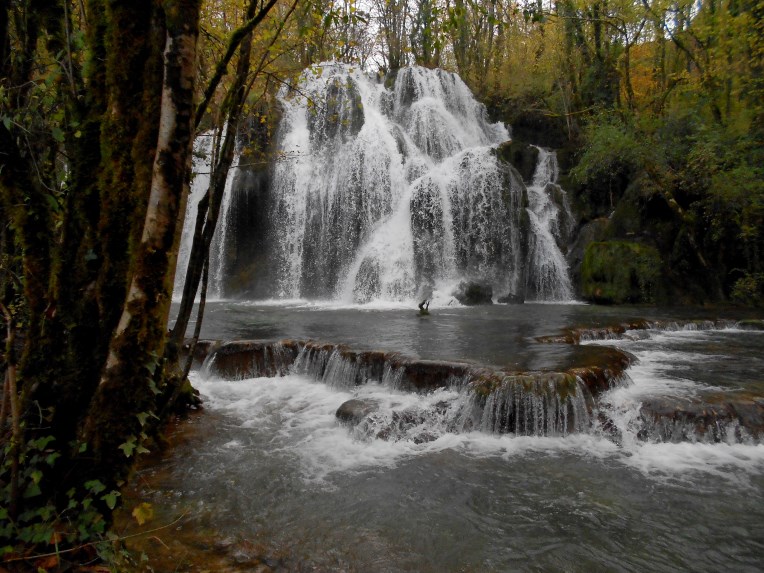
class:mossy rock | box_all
[581,241,666,304]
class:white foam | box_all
[192,369,764,486]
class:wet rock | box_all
[205,340,299,379]
[495,140,539,184]
[452,281,493,305]
[638,396,764,442]
[738,319,764,331]
[336,399,379,425]
[497,292,524,304]
[567,218,609,296]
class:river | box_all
[118,301,764,572]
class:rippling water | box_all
[122,302,764,572]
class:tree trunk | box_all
[82,0,201,484]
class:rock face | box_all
[336,399,379,425]
[452,281,493,305]
[566,217,608,297]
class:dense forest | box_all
[1,0,762,569]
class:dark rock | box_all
[638,396,764,442]
[738,319,764,331]
[497,292,524,304]
[336,399,379,426]
[205,340,299,379]
[495,140,539,184]
[567,217,609,295]
[452,281,493,305]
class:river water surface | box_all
[122,301,764,572]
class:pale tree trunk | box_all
[82,0,201,482]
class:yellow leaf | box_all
[131,502,154,526]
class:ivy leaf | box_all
[119,438,136,458]
[101,491,120,510]
[23,483,41,498]
[84,479,106,495]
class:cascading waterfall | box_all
[176,63,576,303]
[249,63,573,303]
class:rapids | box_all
[122,303,764,572]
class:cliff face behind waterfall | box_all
[186,64,576,304]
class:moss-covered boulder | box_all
[581,241,666,304]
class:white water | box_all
[173,130,239,300]
[525,147,575,301]
[238,63,572,304]
[193,369,764,487]
[190,325,764,485]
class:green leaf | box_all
[119,439,136,458]
[44,193,60,213]
[51,127,64,143]
[23,483,41,498]
[84,479,106,495]
[136,412,149,426]
[101,491,120,510]
[31,436,55,450]
[2,116,10,130]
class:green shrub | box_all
[581,241,665,304]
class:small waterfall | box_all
[477,375,592,436]
[173,133,213,300]
[173,131,239,300]
[525,148,575,301]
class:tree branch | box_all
[194,0,281,129]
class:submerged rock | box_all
[336,399,379,425]
[453,281,493,305]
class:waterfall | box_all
[525,147,575,301]
[173,131,239,301]
[179,63,576,303]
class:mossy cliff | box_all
[581,241,666,304]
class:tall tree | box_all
[0,0,202,560]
